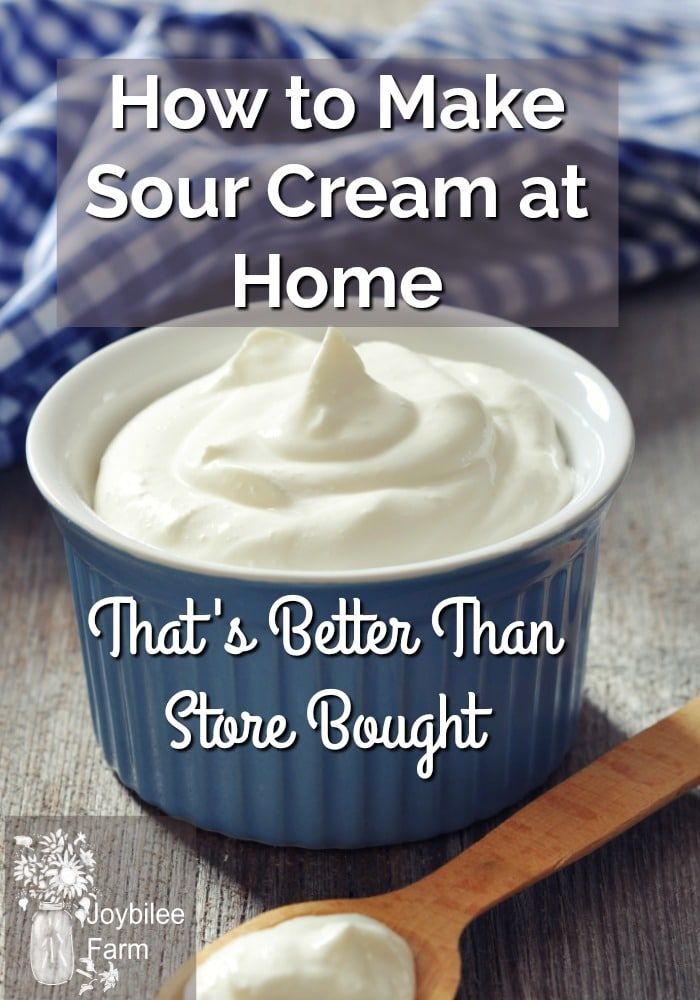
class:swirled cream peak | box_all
[258,327,415,462]
[185,913,415,1000]
[94,327,575,571]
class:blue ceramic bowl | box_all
[26,311,633,848]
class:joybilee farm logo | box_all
[11,828,119,992]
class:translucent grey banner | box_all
[4,816,197,997]
[57,58,618,328]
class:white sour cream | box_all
[185,913,415,1000]
[94,327,574,571]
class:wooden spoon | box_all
[159,697,700,1000]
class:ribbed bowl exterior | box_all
[57,511,603,848]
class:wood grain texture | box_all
[1,269,699,999]
[157,700,700,1000]
[422,699,700,917]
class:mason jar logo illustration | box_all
[31,901,75,985]
[11,828,119,992]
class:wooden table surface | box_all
[1,264,698,998]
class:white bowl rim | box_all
[26,306,634,584]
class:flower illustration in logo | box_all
[13,856,35,884]
[77,957,120,995]
[79,848,96,868]
[39,829,68,855]
[99,962,119,991]
[47,851,90,900]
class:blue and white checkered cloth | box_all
[1,0,700,468]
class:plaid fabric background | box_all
[1,0,699,467]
